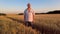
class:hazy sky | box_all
[0,0,60,14]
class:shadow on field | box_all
[6,17,24,24]
[6,17,60,34]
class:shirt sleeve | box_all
[24,9,27,20]
[32,9,35,16]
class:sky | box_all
[0,0,60,14]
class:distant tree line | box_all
[46,10,60,14]
[18,10,60,15]
[35,10,60,15]
[18,13,23,15]
[0,13,6,16]
[1,10,59,16]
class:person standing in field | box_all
[24,3,35,26]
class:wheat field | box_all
[0,14,60,34]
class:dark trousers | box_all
[25,21,32,26]
[25,21,35,29]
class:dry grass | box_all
[34,14,60,34]
[0,14,60,34]
[0,15,40,34]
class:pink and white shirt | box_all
[24,9,35,22]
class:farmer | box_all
[24,3,35,26]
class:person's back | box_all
[24,3,35,26]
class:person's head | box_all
[27,3,31,8]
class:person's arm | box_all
[24,9,26,22]
[32,10,35,22]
